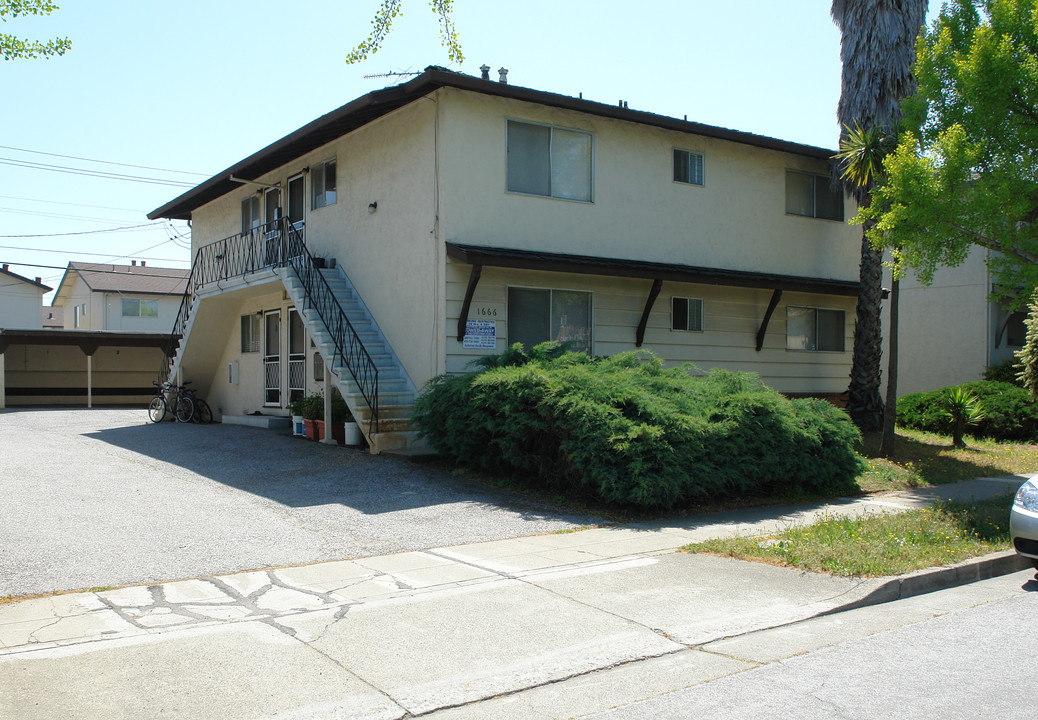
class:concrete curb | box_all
[825,550,1034,616]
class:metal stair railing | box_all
[284,223,380,435]
[158,220,278,384]
[157,218,380,435]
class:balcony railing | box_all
[160,218,379,434]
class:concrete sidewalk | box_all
[1,475,1032,719]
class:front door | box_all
[264,310,281,406]
[288,309,305,404]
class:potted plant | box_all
[288,395,309,437]
[291,393,323,440]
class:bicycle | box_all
[181,383,213,424]
[148,380,176,423]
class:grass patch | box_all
[684,494,1013,577]
[856,427,1038,493]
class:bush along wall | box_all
[896,380,1038,441]
[413,344,864,509]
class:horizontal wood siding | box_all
[445,261,853,393]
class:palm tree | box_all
[831,0,927,432]
[836,123,900,456]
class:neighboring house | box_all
[0,262,185,408]
[148,66,863,452]
[0,264,50,329]
[51,261,189,332]
[897,247,1026,396]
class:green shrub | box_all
[413,345,863,508]
[983,358,1023,386]
[896,380,1038,441]
[290,388,352,422]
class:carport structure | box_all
[0,329,177,408]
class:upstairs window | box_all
[672,297,704,332]
[507,120,592,202]
[122,299,158,318]
[241,195,261,234]
[673,149,704,186]
[311,159,336,210]
[785,170,844,221]
[786,306,845,352]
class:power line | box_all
[0,223,164,238]
[0,195,147,213]
[0,207,146,225]
[0,145,210,177]
[0,158,195,188]
[0,244,187,262]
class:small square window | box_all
[311,159,337,210]
[672,297,704,332]
[241,314,261,353]
[673,149,704,186]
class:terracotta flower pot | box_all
[304,418,320,441]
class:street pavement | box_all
[1,469,1032,719]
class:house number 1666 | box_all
[474,307,498,317]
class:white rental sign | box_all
[463,319,496,349]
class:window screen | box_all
[507,287,592,353]
[241,314,261,353]
[672,297,704,331]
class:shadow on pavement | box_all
[85,419,592,522]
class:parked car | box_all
[1010,475,1038,570]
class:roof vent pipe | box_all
[141,261,146,267]
[35,277,41,283]
[131,260,137,266]
[2,264,7,271]
[498,67,508,84]
[480,64,490,81]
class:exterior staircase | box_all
[281,266,423,454]
[159,219,425,455]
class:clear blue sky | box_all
[1,0,942,302]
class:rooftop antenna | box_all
[363,70,421,80]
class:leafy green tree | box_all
[346,0,461,65]
[1,0,69,61]
[859,0,1038,304]
[831,0,928,433]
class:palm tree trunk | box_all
[847,219,885,432]
[879,276,899,457]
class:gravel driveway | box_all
[0,408,599,597]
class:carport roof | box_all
[0,329,178,356]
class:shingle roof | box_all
[67,262,189,295]
[0,265,51,292]
[149,66,837,221]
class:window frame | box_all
[240,313,261,354]
[785,305,846,352]
[672,148,705,187]
[506,285,594,353]
[241,194,261,234]
[310,158,337,211]
[671,296,704,332]
[505,119,594,203]
[121,298,158,318]
[784,169,844,222]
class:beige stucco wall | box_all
[0,276,45,329]
[895,248,991,395]
[191,99,440,391]
[445,262,855,394]
[186,285,320,420]
[55,274,180,332]
[435,89,860,281]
